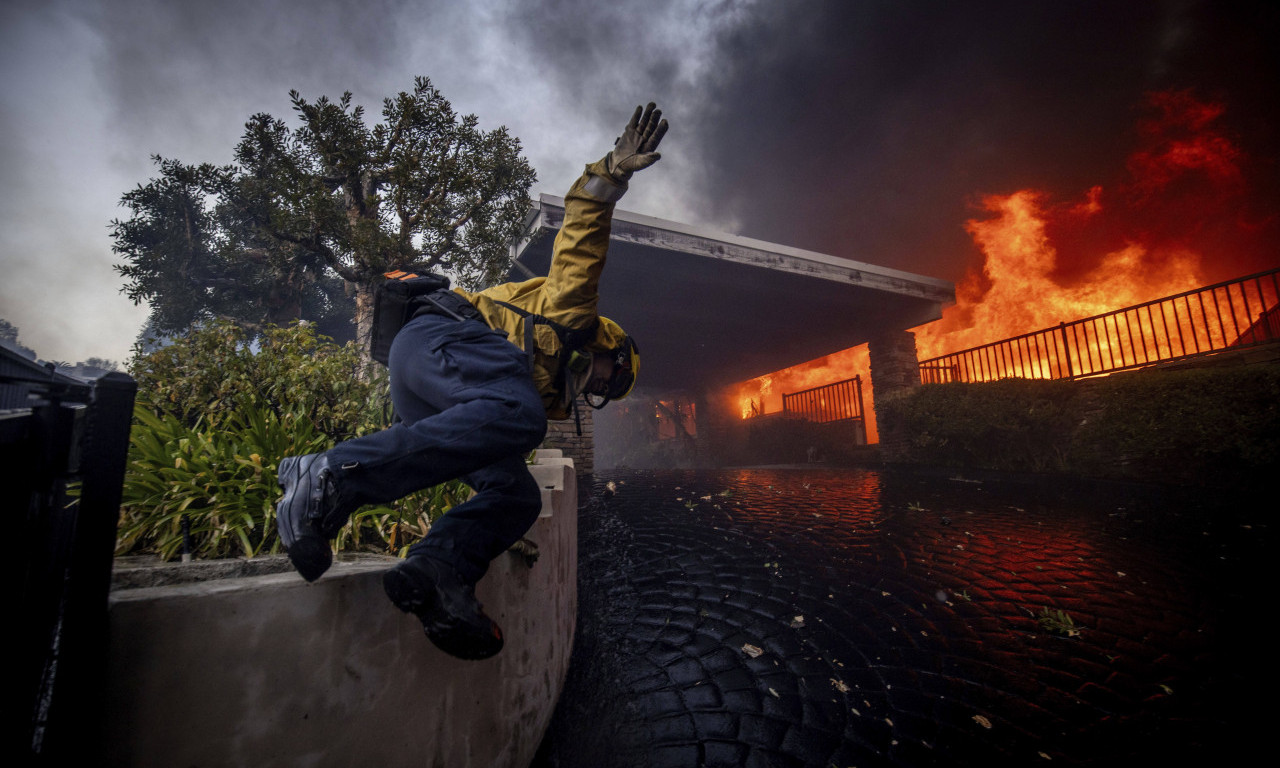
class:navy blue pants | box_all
[326,312,547,584]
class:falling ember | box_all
[1127,90,1242,196]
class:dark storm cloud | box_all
[507,0,1278,280]
[499,0,729,151]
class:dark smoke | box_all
[512,0,1279,282]
[687,0,1279,281]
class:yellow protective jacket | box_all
[456,157,629,420]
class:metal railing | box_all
[919,267,1280,384]
[4,345,137,764]
[782,376,865,424]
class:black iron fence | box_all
[3,345,136,764]
[782,376,865,425]
[919,268,1280,384]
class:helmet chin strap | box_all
[570,389,610,440]
[569,337,637,414]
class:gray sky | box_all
[2,0,1276,365]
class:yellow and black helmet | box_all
[585,316,639,407]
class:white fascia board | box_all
[515,194,955,304]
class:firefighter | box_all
[275,103,667,660]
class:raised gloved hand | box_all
[607,103,669,181]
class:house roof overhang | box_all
[509,195,955,390]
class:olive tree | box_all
[113,76,536,352]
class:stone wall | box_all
[542,400,594,474]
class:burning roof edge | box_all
[511,193,956,305]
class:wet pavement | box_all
[533,467,1270,767]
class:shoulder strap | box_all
[491,300,599,437]
[491,300,599,356]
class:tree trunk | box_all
[354,281,376,369]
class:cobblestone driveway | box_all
[533,468,1269,767]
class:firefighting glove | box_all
[607,103,668,181]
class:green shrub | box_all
[120,321,469,561]
[877,378,1082,472]
[877,361,1280,485]
[1073,362,1280,482]
[130,320,388,441]
[117,404,328,559]
[341,481,472,557]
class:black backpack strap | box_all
[413,290,482,322]
[490,300,538,371]
[491,300,599,358]
[491,300,601,437]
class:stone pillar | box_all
[692,389,713,464]
[542,400,594,475]
[696,384,746,467]
[868,330,920,460]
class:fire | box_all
[735,345,877,443]
[1127,90,1242,195]
[914,90,1257,363]
[731,90,1266,439]
[912,189,1203,360]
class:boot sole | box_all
[383,566,504,661]
[287,537,333,583]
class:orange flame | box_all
[913,189,1203,360]
[915,91,1255,362]
[734,345,877,443]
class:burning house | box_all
[696,89,1280,463]
[511,85,1278,472]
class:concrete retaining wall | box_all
[99,455,577,768]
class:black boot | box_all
[275,453,350,582]
[383,555,504,660]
